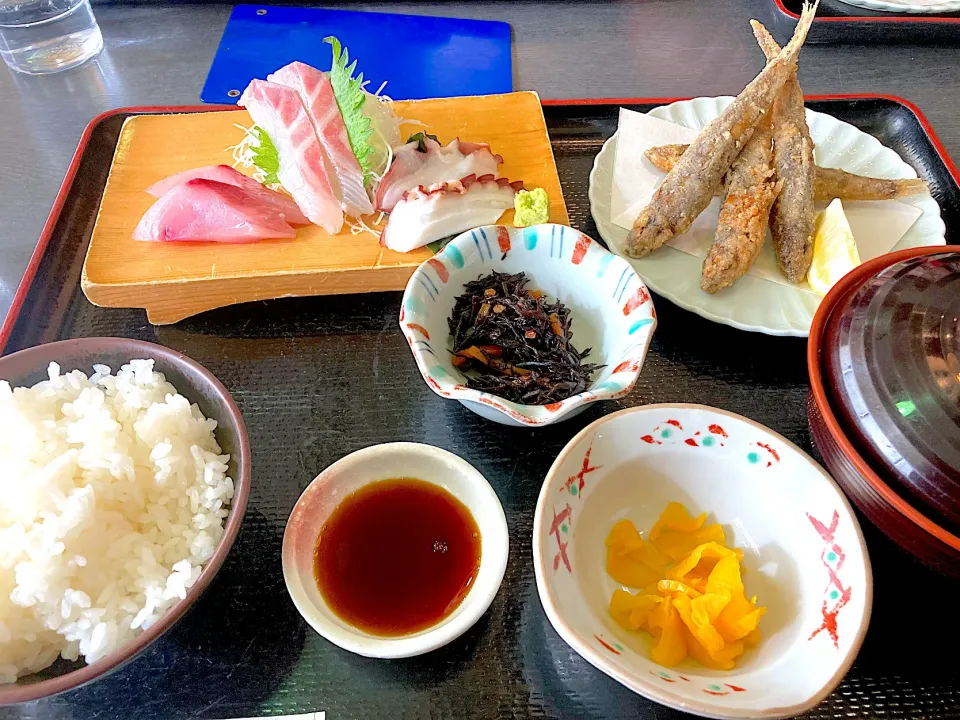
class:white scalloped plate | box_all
[588,97,946,337]
[835,0,960,13]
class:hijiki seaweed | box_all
[448,271,602,405]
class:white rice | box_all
[0,359,234,682]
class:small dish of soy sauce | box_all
[282,442,509,658]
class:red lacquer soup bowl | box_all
[808,245,960,576]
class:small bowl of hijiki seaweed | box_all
[400,224,657,426]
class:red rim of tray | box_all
[774,0,960,23]
[808,244,960,553]
[2,95,958,355]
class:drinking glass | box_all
[0,0,102,75]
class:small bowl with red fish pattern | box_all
[533,404,872,719]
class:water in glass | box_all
[0,0,102,75]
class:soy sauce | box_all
[314,478,482,636]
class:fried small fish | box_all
[815,167,927,201]
[702,119,781,294]
[644,144,928,201]
[624,1,818,259]
[750,20,816,284]
[642,145,695,176]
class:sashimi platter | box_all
[81,38,567,324]
[4,4,956,717]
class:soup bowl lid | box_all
[823,251,960,533]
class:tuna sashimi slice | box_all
[375,137,502,213]
[380,174,521,253]
[133,179,297,243]
[267,62,374,218]
[238,79,344,234]
[145,164,310,225]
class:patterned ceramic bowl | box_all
[399,224,657,427]
[533,405,872,719]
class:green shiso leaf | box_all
[324,36,375,182]
[251,126,281,185]
[407,132,440,153]
[426,234,457,254]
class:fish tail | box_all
[775,1,818,68]
[895,178,928,197]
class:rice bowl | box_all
[0,357,236,684]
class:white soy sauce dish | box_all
[283,442,509,658]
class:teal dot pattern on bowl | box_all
[618,660,752,696]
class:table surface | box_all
[2,0,960,327]
[1,3,959,719]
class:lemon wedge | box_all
[807,198,861,297]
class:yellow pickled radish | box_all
[649,502,706,541]
[604,504,767,670]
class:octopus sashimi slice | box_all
[238,78,344,234]
[132,179,297,243]
[380,174,522,253]
[145,164,309,225]
[374,137,502,213]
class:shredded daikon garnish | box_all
[345,215,383,238]
[225,123,268,183]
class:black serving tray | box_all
[763,0,960,44]
[1,97,959,720]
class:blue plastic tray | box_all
[202,5,513,104]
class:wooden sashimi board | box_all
[81,91,569,324]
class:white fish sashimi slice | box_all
[375,137,503,213]
[238,79,344,234]
[267,62,374,218]
[144,164,310,225]
[132,179,297,243]
[380,174,521,253]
